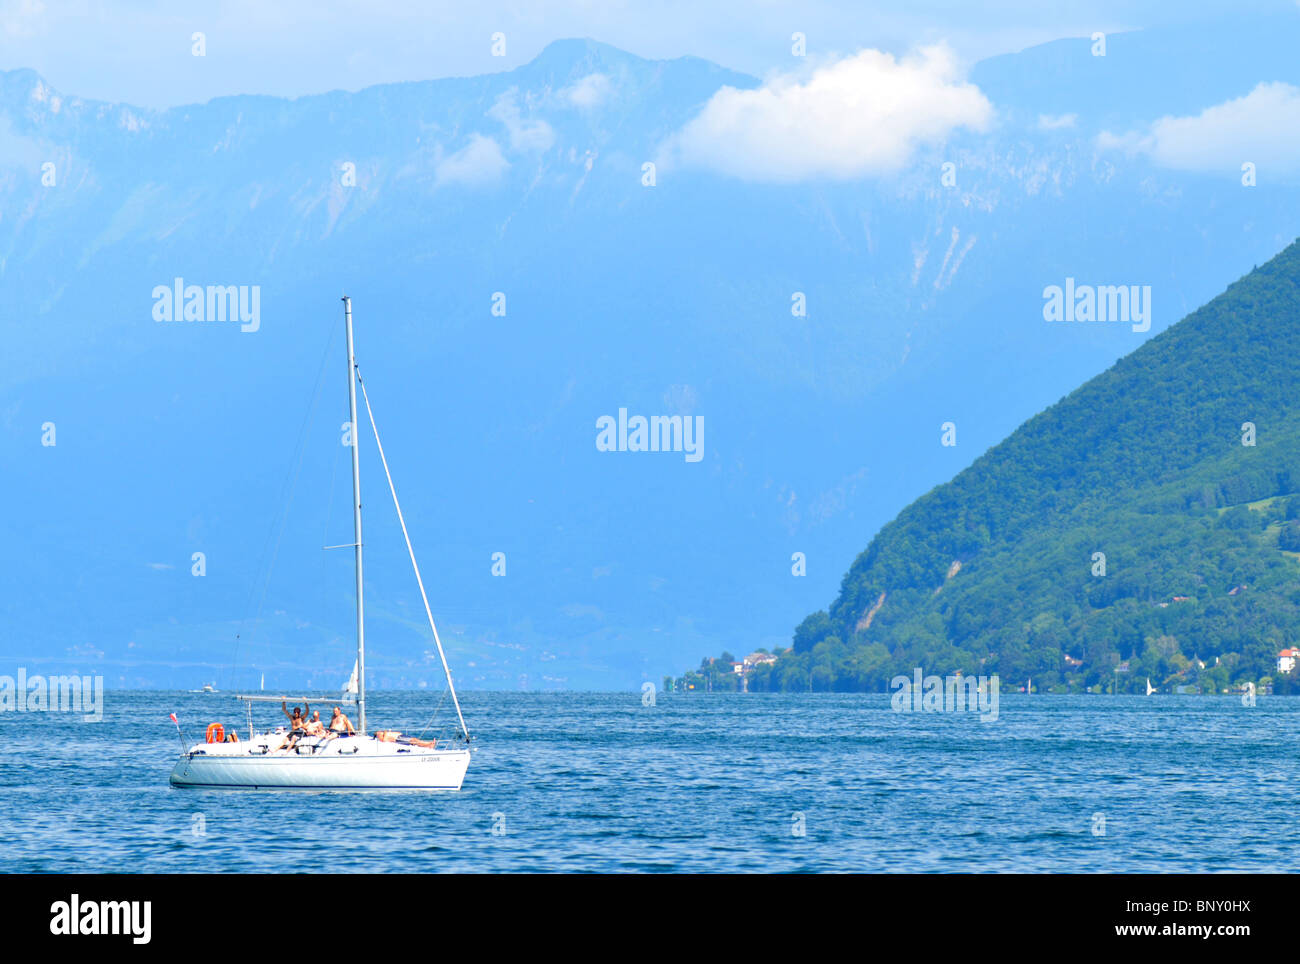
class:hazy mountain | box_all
[3,21,1299,689]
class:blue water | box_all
[1,691,1294,872]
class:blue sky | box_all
[0,0,1286,107]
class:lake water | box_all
[1,691,1294,872]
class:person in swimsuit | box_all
[304,711,326,737]
[278,702,307,750]
[326,706,355,738]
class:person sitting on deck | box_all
[278,702,307,750]
[327,706,356,737]
[304,711,326,737]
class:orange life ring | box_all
[205,722,225,744]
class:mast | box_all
[343,296,367,736]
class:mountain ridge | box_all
[679,237,1300,693]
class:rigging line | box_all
[416,685,450,741]
[225,313,340,690]
[355,367,470,740]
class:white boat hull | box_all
[170,734,471,790]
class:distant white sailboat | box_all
[1146,678,1156,696]
[170,297,472,790]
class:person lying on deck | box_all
[375,729,437,748]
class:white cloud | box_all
[1098,82,1300,173]
[662,45,992,181]
[488,89,554,151]
[563,72,612,108]
[435,134,508,185]
[1038,112,1077,130]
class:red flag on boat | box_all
[169,712,178,724]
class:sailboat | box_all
[170,297,472,790]
[1146,678,1156,696]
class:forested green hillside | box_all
[677,239,1300,694]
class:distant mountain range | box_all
[3,19,1300,689]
